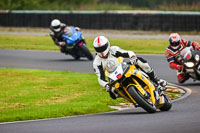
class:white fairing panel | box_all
[108,64,123,81]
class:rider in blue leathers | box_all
[49,19,81,54]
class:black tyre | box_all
[79,44,93,61]
[74,56,80,60]
[127,86,156,113]
[71,54,80,60]
[159,95,172,111]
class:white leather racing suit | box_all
[93,46,153,88]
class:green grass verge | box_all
[0,68,180,122]
[0,68,126,122]
[0,35,171,54]
[0,35,184,122]
[0,35,57,51]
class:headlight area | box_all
[185,62,195,68]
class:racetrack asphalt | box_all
[0,49,200,133]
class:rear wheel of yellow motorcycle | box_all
[159,95,172,111]
[127,85,157,113]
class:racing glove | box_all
[75,27,80,31]
[105,84,116,93]
[105,84,111,92]
[169,62,183,71]
[105,84,119,99]
[130,56,138,64]
[58,42,66,46]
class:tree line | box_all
[0,0,199,10]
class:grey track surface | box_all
[0,49,94,73]
[1,49,200,133]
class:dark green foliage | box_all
[0,0,199,10]
[102,0,200,7]
[0,0,98,10]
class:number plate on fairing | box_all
[108,64,123,81]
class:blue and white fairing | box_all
[61,26,82,47]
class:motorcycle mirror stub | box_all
[195,54,200,62]
[117,57,124,63]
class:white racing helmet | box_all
[93,36,110,58]
[51,19,61,32]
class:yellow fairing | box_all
[125,64,156,104]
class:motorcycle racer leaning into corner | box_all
[165,33,200,83]
[49,19,82,54]
[93,36,167,99]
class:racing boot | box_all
[147,70,167,91]
[60,46,66,53]
[109,87,120,99]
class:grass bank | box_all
[0,68,181,122]
[0,68,125,122]
[0,35,169,54]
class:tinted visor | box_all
[53,25,60,30]
[95,42,108,53]
[170,41,180,47]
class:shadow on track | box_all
[100,109,174,117]
[46,59,92,62]
[177,82,200,87]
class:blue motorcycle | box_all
[61,26,93,60]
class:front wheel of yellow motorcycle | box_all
[127,85,157,113]
[159,95,172,111]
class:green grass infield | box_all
[0,35,173,54]
[0,68,181,122]
[0,68,126,122]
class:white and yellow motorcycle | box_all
[105,57,172,113]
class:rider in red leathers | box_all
[165,33,200,83]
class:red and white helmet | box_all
[93,36,110,58]
[169,33,181,48]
